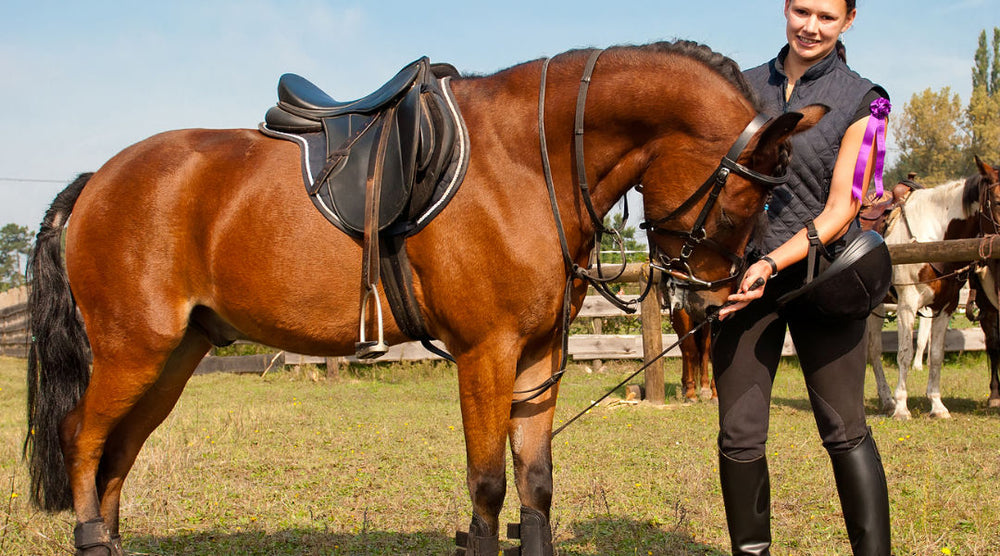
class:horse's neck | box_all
[892,181,976,242]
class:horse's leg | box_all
[672,310,699,402]
[866,312,895,414]
[507,343,560,556]
[981,303,1000,408]
[61,341,179,556]
[96,330,211,538]
[454,345,517,555]
[913,315,931,371]
[893,302,917,420]
[926,312,952,418]
[697,328,716,401]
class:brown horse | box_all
[662,287,716,402]
[25,42,822,555]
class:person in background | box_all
[710,0,891,554]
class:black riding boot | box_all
[829,430,891,556]
[719,452,771,556]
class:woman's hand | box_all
[717,259,772,320]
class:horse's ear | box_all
[746,104,829,177]
[975,155,998,181]
[754,104,829,149]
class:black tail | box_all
[24,172,94,511]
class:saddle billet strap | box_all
[362,105,396,288]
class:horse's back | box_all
[64,128,369,354]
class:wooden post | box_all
[640,269,665,405]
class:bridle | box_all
[640,113,788,290]
[514,49,786,405]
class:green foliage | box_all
[967,85,1000,163]
[888,27,1000,184]
[0,223,32,292]
[888,87,970,184]
[598,213,645,264]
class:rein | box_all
[514,49,786,406]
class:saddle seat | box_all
[266,58,460,133]
[860,178,923,235]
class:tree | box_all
[968,27,1000,161]
[973,29,991,93]
[888,87,970,184]
[967,84,1000,162]
[0,223,32,291]
[598,213,645,264]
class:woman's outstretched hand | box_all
[717,259,772,320]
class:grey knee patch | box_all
[719,384,770,460]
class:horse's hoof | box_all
[892,409,912,420]
[988,398,1000,409]
[929,410,952,419]
[699,388,714,401]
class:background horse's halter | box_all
[515,50,786,404]
[640,113,788,290]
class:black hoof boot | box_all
[455,513,499,556]
[504,506,553,556]
[73,519,124,556]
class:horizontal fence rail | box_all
[1,236,998,372]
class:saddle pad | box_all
[259,76,469,238]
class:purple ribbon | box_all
[852,97,891,200]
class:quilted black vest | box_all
[743,46,880,253]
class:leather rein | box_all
[512,49,786,405]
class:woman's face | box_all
[784,0,855,64]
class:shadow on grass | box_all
[124,518,728,555]
[127,529,456,555]
[558,516,727,556]
[862,394,1000,418]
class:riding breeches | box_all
[711,277,870,461]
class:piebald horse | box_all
[867,157,1000,419]
[25,42,822,555]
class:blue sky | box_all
[1,0,998,229]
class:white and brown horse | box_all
[867,157,1000,419]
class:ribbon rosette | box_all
[852,97,891,200]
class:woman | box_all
[711,0,891,554]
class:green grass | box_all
[1,354,999,555]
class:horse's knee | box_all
[519,460,553,510]
[468,469,506,516]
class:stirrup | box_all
[355,284,389,359]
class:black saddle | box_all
[262,57,463,237]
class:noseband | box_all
[640,113,788,290]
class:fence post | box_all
[640,268,665,405]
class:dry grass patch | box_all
[1,354,998,554]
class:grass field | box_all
[1,353,999,555]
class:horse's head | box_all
[975,155,1000,235]
[642,105,828,320]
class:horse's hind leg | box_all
[96,330,211,539]
[978,303,1000,408]
[505,343,562,556]
[61,331,205,556]
[926,313,952,418]
[697,328,716,401]
[866,312,895,414]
